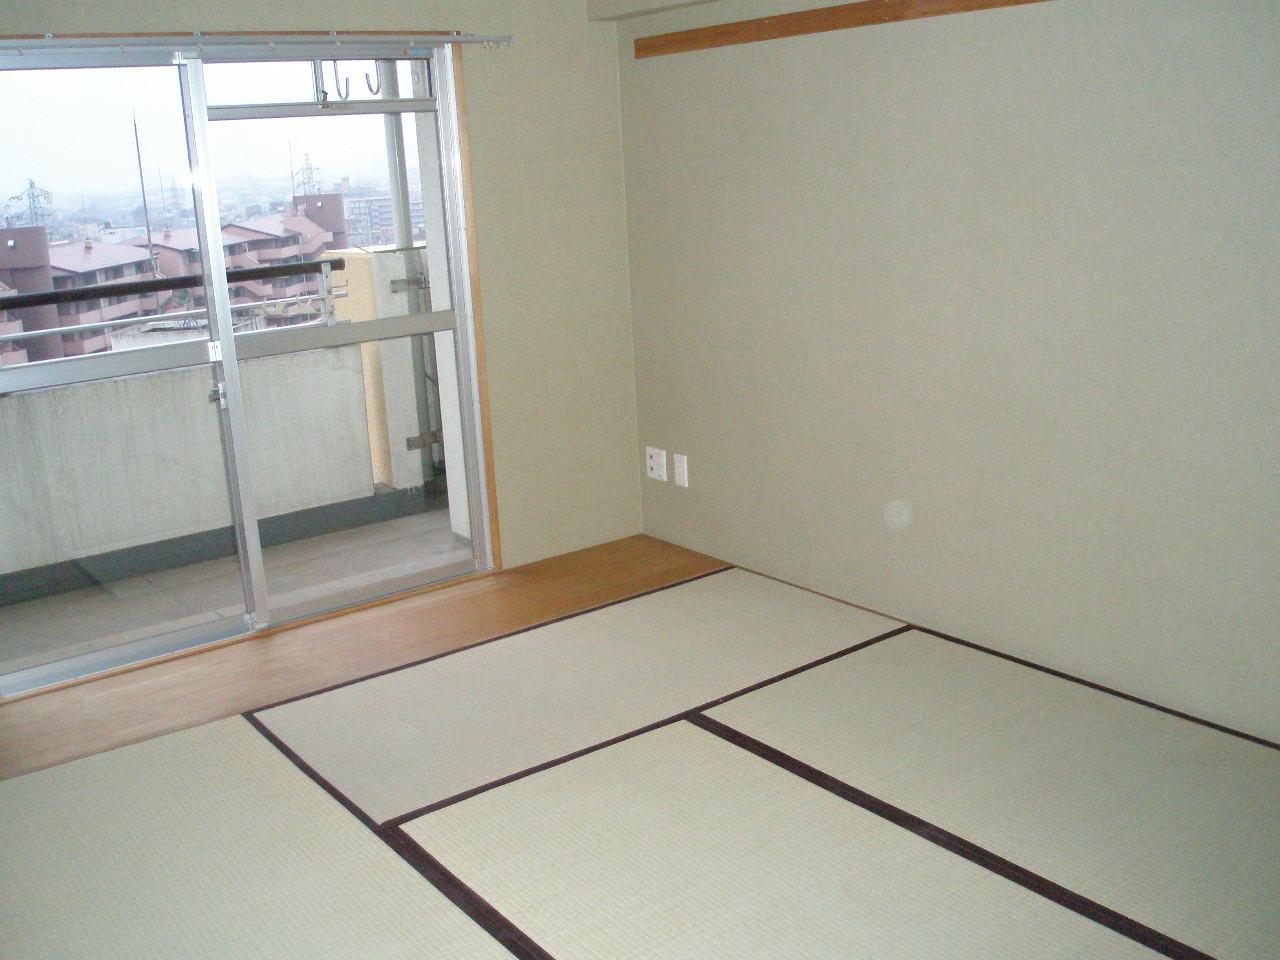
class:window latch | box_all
[390,274,429,295]
[208,381,228,409]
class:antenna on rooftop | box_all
[133,112,159,312]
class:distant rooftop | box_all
[228,217,293,239]
[135,227,204,252]
[141,214,329,252]
[48,239,153,274]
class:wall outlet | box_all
[645,446,667,481]
[673,453,688,487]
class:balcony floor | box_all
[0,509,471,679]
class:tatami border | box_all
[238,566,1274,960]
[911,626,1280,752]
[382,624,913,827]
[686,714,1215,960]
[243,712,555,960]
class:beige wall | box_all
[3,1,643,569]
[618,1,1280,739]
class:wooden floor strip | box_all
[0,535,728,780]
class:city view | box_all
[0,61,429,367]
[0,174,427,366]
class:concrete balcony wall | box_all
[0,346,381,576]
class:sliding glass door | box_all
[0,38,491,695]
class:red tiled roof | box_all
[150,215,330,250]
[284,216,328,241]
[228,217,294,239]
[133,227,208,252]
[47,240,153,275]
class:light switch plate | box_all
[673,453,688,487]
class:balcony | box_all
[234,277,276,298]
[251,242,302,262]
[0,249,471,683]
[1,314,26,364]
[65,294,153,326]
[224,252,259,270]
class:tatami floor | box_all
[1,546,1277,960]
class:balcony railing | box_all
[0,258,345,348]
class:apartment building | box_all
[0,278,22,366]
[0,198,347,361]
[345,193,424,247]
[46,238,157,355]
[139,210,336,328]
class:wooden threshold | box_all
[0,535,728,781]
[634,0,1053,59]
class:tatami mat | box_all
[0,718,512,960]
[708,630,1280,960]
[256,569,898,821]
[403,721,1159,959]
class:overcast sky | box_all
[1,61,422,214]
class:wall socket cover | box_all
[673,453,688,487]
[645,446,667,481]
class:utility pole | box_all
[5,179,53,228]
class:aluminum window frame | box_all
[0,33,498,695]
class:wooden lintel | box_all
[634,0,1053,59]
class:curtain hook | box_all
[329,60,350,100]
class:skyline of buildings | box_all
[0,193,350,366]
[4,171,424,249]
[0,176,433,367]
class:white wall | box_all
[618,0,1280,740]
